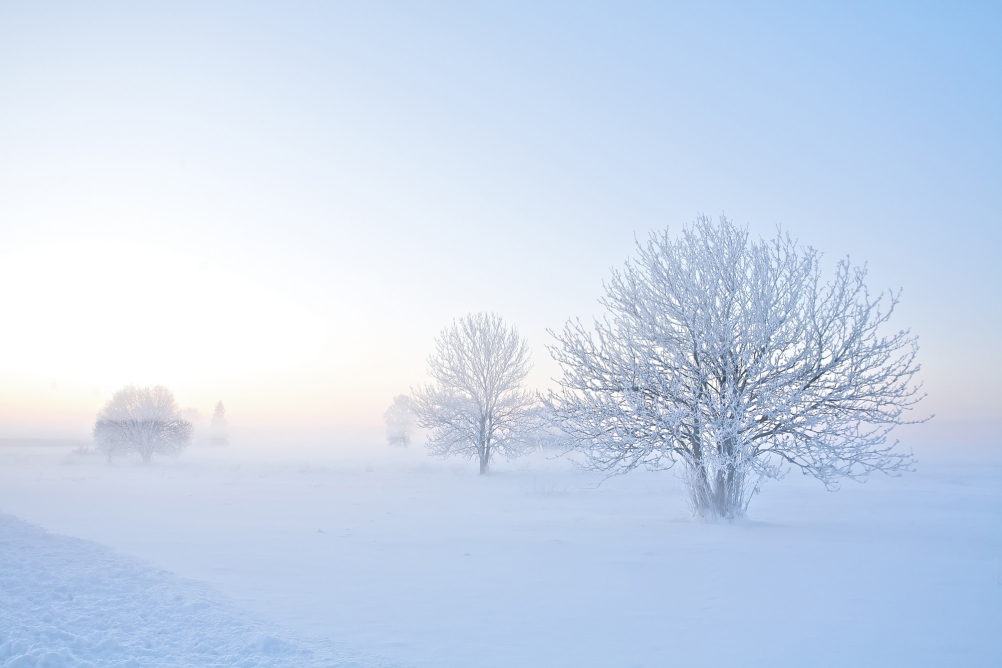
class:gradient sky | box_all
[1,2,999,442]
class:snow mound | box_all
[0,514,375,668]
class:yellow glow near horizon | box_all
[0,240,328,389]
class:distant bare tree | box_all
[545,215,927,519]
[181,407,205,428]
[384,394,416,447]
[181,407,206,443]
[413,313,536,474]
[94,385,193,463]
[210,400,229,445]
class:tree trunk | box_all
[139,436,153,464]
[686,460,746,520]
[479,441,489,474]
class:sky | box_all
[0,1,999,443]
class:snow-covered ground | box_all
[1,441,999,667]
[0,512,379,668]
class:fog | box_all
[2,3,1000,667]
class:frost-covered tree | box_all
[181,407,205,428]
[93,385,193,463]
[545,215,926,519]
[181,408,206,443]
[210,400,229,445]
[384,394,416,446]
[413,313,536,474]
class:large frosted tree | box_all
[413,313,536,474]
[94,385,193,463]
[545,215,926,519]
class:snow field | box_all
[1,441,999,667]
[0,512,381,667]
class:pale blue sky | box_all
[0,2,999,441]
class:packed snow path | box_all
[0,513,372,668]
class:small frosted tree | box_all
[545,215,926,519]
[413,312,536,474]
[210,400,229,445]
[181,408,206,443]
[384,394,416,446]
[94,385,193,463]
